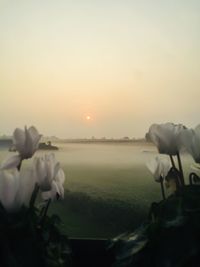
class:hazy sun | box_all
[86,115,91,121]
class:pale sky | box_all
[0,0,200,138]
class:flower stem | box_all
[189,172,194,185]
[17,158,22,171]
[169,155,181,188]
[43,199,51,219]
[160,179,165,200]
[169,155,176,169]
[177,153,185,186]
[29,183,40,209]
[40,199,51,228]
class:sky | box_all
[0,0,200,138]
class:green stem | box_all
[177,153,185,186]
[160,179,165,200]
[169,155,181,188]
[43,199,51,218]
[40,199,51,227]
[169,155,176,169]
[189,172,194,185]
[39,206,45,218]
[17,157,23,171]
[29,183,40,209]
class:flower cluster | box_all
[146,122,200,198]
[0,126,66,213]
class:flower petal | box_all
[1,155,21,170]
[41,181,58,200]
[180,128,200,163]
[28,126,40,140]
[0,169,20,212]
[28,126,42,152]
[146,157,160,180]
[12,126,41,159]
[146,156,171,182]
[55,168,65,184]
[148,123,185,155]
[33,157,51,191]
[13,128,26,154]
[41,191,52,201]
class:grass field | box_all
[49,164,160,238]
[0,142,195,238]
[49,143,196,238]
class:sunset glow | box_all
[0,1,200,138]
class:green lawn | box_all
[49,154,195,238]
[0,145,195,238]
[49,164,161,238]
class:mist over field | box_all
[0,141,194,237]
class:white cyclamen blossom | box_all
[147,123,186,155]
[180,125,200,163]
[146,157,171,182]
[0,164,38,212]
[33,154,65,200]
[13,126,42,159]
[33,154,61,191]
[17,164,37,206]
[1,155,21,170]
[0,168,20,212]
[41,177,65,201]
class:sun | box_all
[86,115,91,121]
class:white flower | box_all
[12,126,42,159]
[54,168,65,198]
[147,123,186,155]
[1,155,21,169]
[32,153,66,200]
[32,157,50,191]
[146,156,171,182]
[33,154,61,191]
[42,167,65,201]
[0,168,20,212]
[41,169,65,200]
[180,125,200,163]
[0,164,36,212]
[41,179,64,201]
[17,164,37,206]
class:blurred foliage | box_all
[109,185,200,267]
[0,203,72,267]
